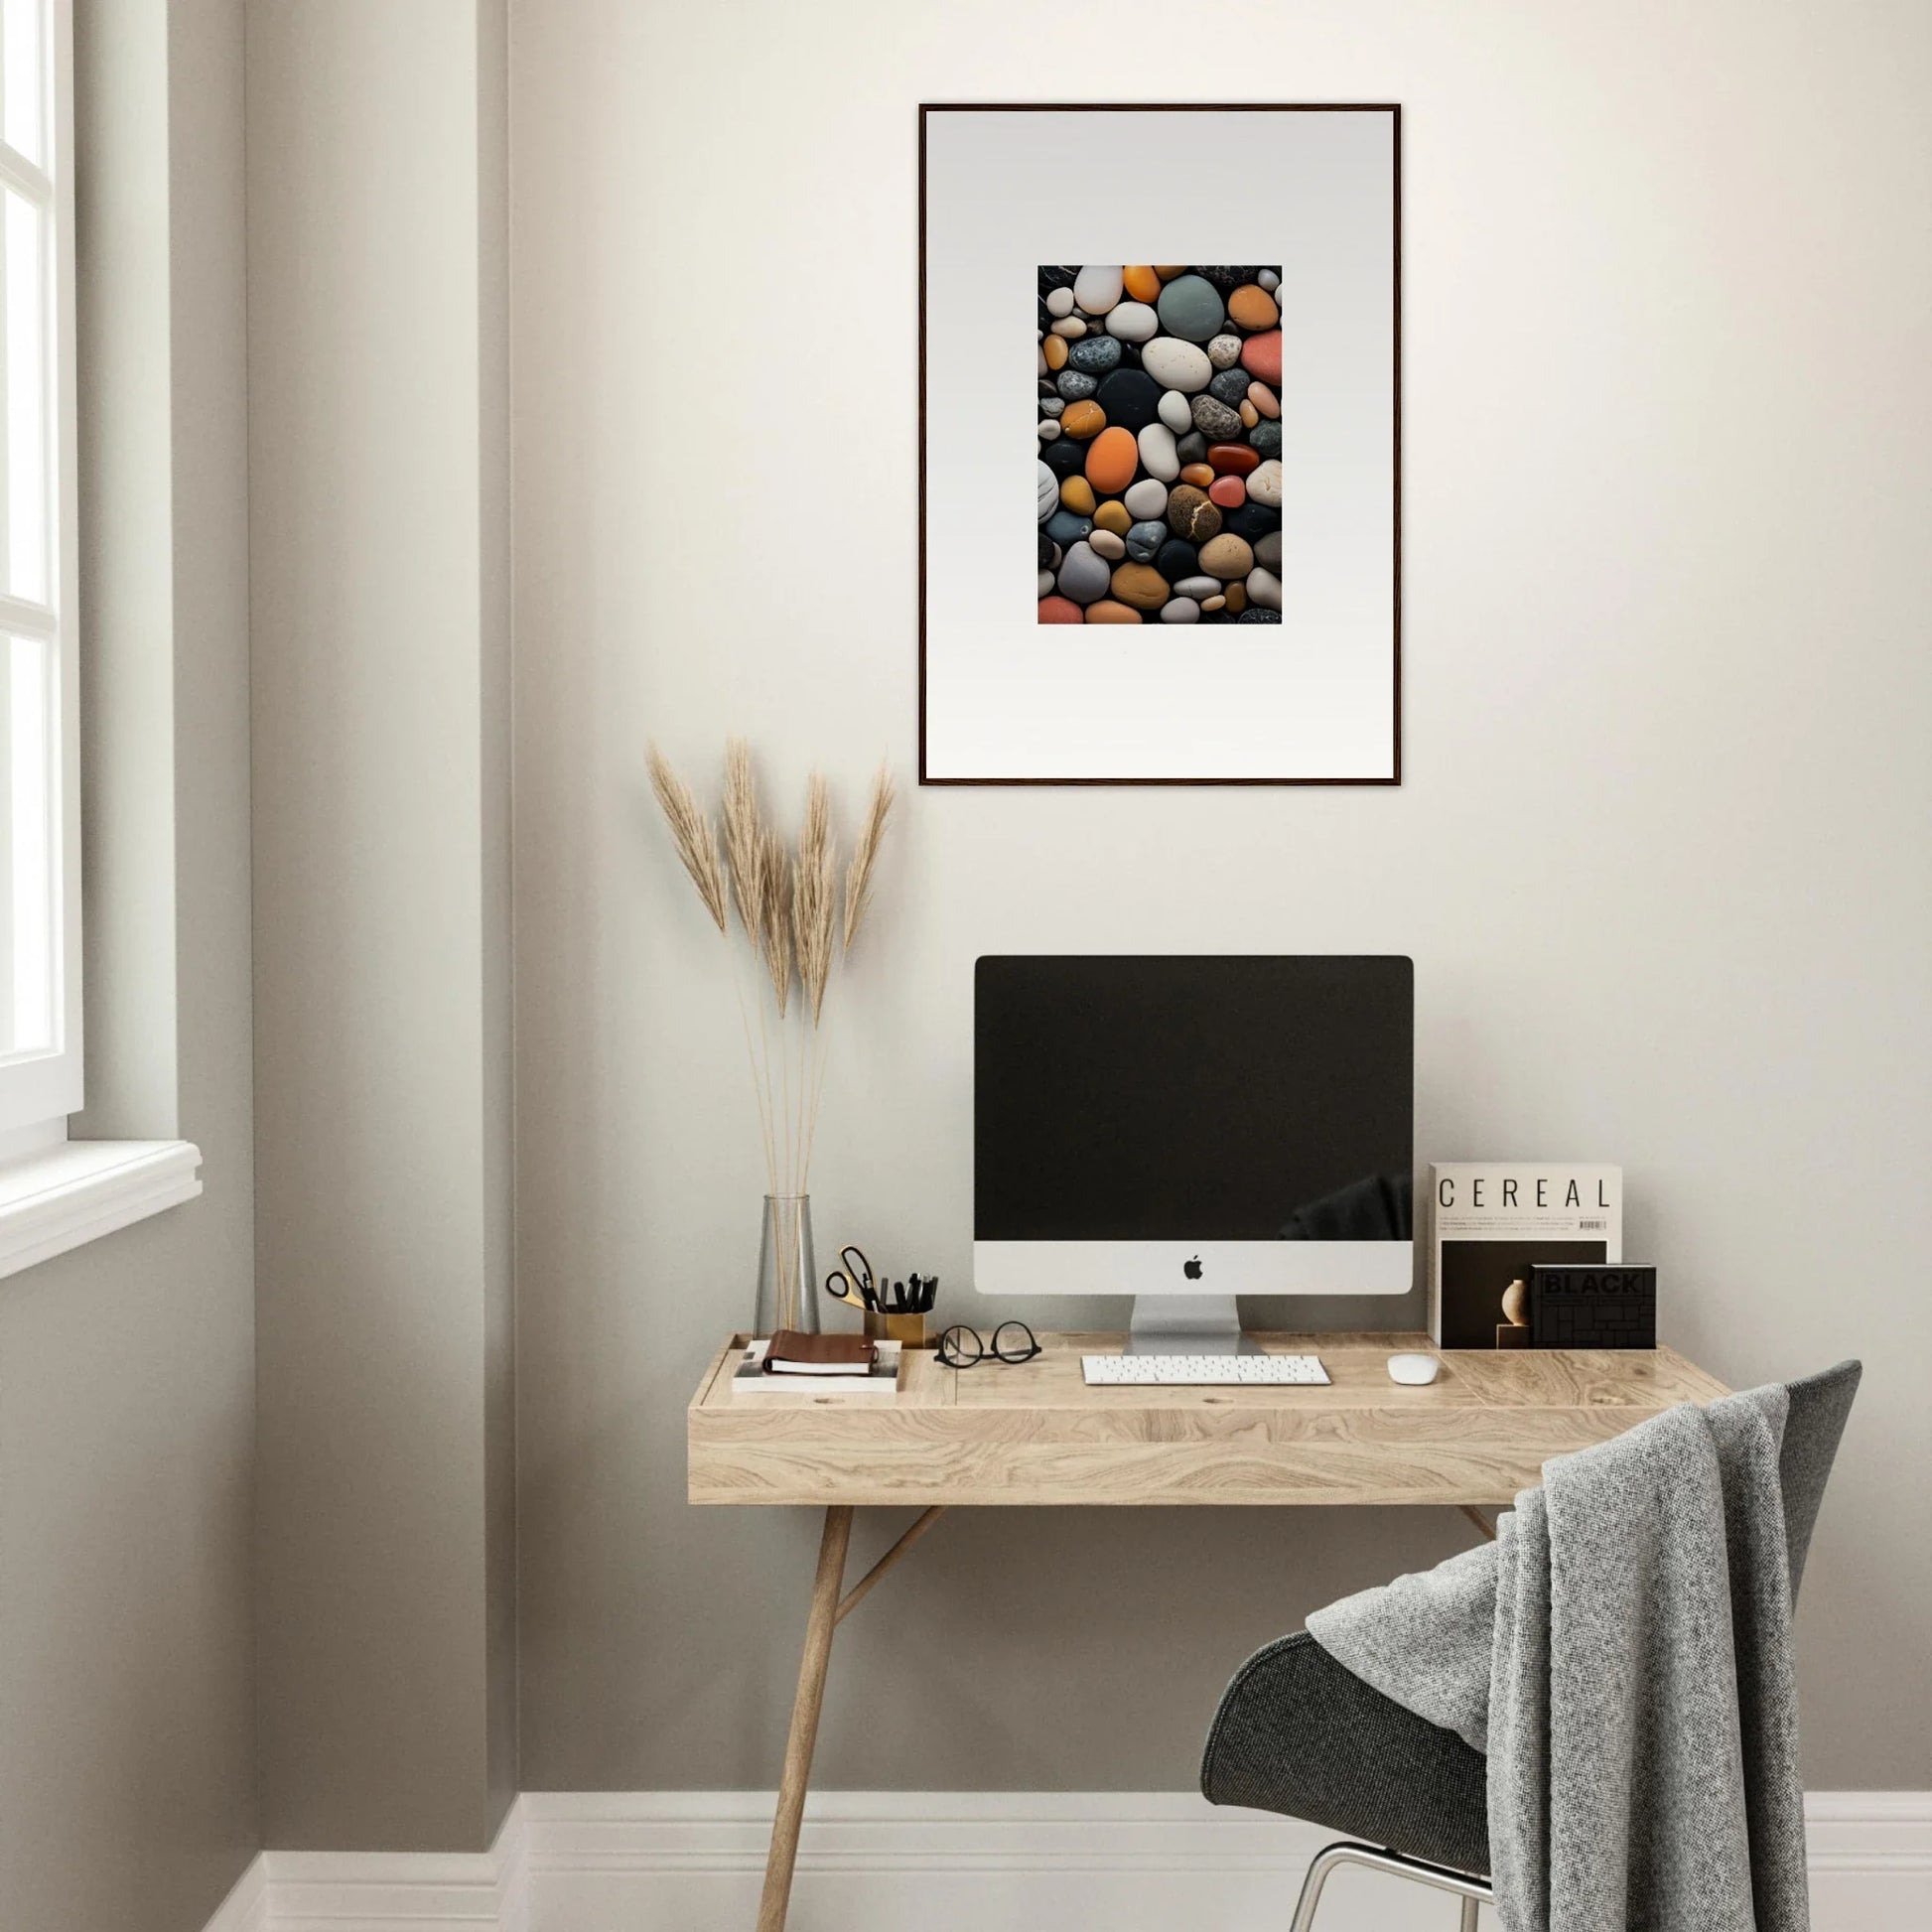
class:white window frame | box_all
[0,0,78,1146]
[0,0,200,1277]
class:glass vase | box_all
[754,1193,818,1338]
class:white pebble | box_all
[1106,300,1159,344]
[1245,459,1283,508]
[1258,268,1280,293]
[1136,422,1180,483]
[1141,337,1212,394]
[1038,570,1055,598]
[1173,575,1220,600]
[1157,389,1192,435]
[1160,597,1201,623]
[1036,419,1061,442]
[1037,462,1059,521]
[1072,264,1124,315]
[1206,334,1244,370]
[1088,528,1126,561]
[1123,478,1169,519]
[1046,286,1075,318]
[1049,316,1087,339]
[1246,567,1283,611]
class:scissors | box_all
[824,1244,878,1312]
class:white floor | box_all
[206,1790,1932,1932]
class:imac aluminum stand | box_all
[1124,1295,1258,1356]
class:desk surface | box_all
[688,1331,1727,1508]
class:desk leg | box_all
[758,1504,853,1932]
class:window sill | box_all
[0,1140,203,1283]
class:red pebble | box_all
[1239,329,1282,387]
[1207,476,1247,509]
[1038,596,1084,624]
[1207,443,1261,477]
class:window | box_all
[0,0,75,1148]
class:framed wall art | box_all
[918,103,1400,785]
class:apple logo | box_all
[1183,1255,1203,1280]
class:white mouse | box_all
[1387,1352,1442,1386]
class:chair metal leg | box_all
[1289,1841,1493,1932]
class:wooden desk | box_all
[688,1331,1726,1931]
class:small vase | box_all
[754,1193,818,1338]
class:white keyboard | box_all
[1081,1353,1329,1387]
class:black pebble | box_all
[1037,298,1052,333]
[1197,607,1236,623]
[1113,341,1143,371]
[1199,264,1258,295]
[1237,607,1282,622]
[1249,420,1283,460]
[1038,530,1054,567]
[1208,368,1251,408]
[1093,368,1163,434]
[1221,501,1281,542]
[1175,431,1207,466]
[1037,264,1078,295]
[1155,538,1198,583]
[1041,437,1085,482]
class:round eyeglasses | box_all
[935,1320,1041,1369]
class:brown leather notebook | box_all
[764,1330,877,1375]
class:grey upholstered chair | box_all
[1200,1361,1862,1930]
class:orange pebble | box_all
[1084,600,1143,624]
[1109,561,1171,612]
[1093,500,1131,536]
[1038,596,1084,624]
[1248,381,1280,418]
[1207,476,1247,509]
[1222,582,1248,615]
[1058,476,1096,514]
[1084,425,1139,493]
[1060,399,1106,440]
[1043,335,1067,371]
[1179,463,1214,488]
[1227,284,1280,331]
[1123,265,1162,303]
[1238,401,1259,428]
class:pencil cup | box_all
[866,1310,926,1348]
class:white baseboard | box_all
[204,1790,1931,1932]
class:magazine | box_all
[1429,1164,1621,1349]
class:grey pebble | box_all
[1175,430,1207,465]
[1057,540,1111,605]
[1191,395,1243,440]
[1208,368,1251,408]
[1036,420,1061,442]
[1125,519,1168,563]
[1056,369,1098,401]
[1160,597,1201,623]
[1044,508,1093,547]
[1039,395,1064,417]
[1254,531,1282,573]
[1257,268,1280,293]
[1038,569,1056,598]
[1173,575,1221,600]
[1248,419,1282,459]
[1067,335,1123,375]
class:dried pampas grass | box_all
[646,745,727,935]
[646,741,895,1197]
[843,762,895,953]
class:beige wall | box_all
[0,3,258,1929]
[249,0,516,1854]
[510,0,1932,1794]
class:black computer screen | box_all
[974,956,1414,1241]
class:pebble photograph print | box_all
[1037,266,1284,626]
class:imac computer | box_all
[974,955,1414,1354]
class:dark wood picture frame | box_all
[917,102,1402,787]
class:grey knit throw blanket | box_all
[1307,1387,1809,1932]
